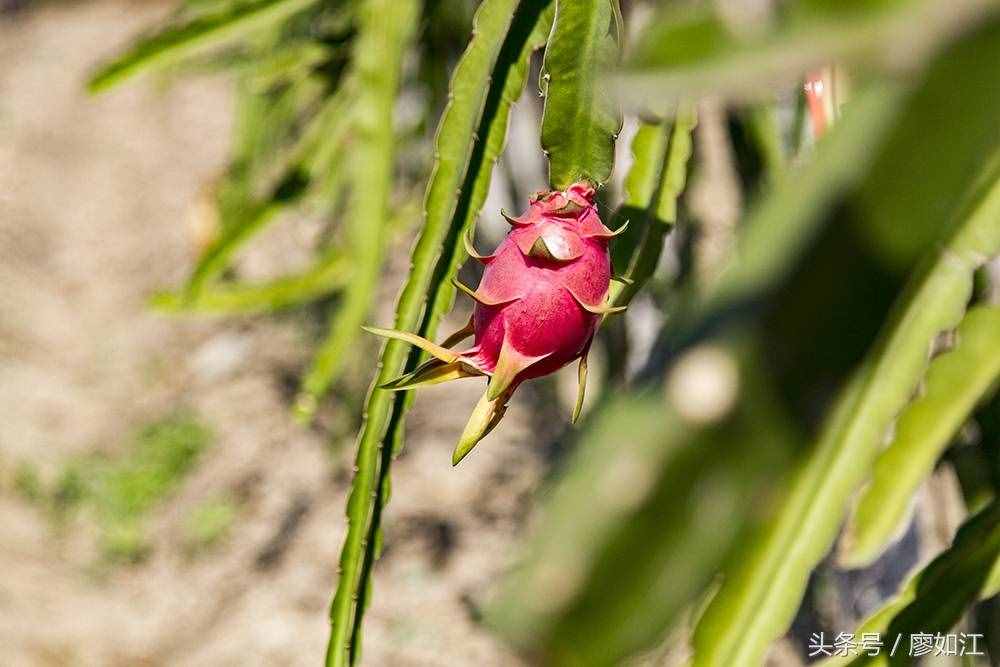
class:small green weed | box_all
[13,412,212,564]
[183,497,237,553]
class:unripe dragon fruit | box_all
[365,182,625,464]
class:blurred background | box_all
[1,0,998,665]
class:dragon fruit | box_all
[365,182,625,465]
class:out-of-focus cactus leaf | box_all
[540,0,623,188]
[613,0,998,108]
[149,251,350,314]
[823,500,1000,667]
[854,18,1000,270]
[297,99,352,182]
[701,85,900,317]
[609,121,669,275]
[186,84,352,298]
[488,340,796,666]
[292,0,417,423]
[187,201,283,297]
[951,395,1000,513]
[743,105,786,181]
[325,1,554,664]
[695,17,999,324]
[248,41,334,90]
[611,106,696,308]
[624,124,669,207]
[692,67,1000,667]
[652,107,695,229]
[843,305,1000,567]
[88,0,320,92]
[229,68,328,184]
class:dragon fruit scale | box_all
[365,182,626,465]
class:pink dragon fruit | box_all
[365,182,625,464]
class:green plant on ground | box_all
[184,497,238,553]
[19,413,212,563]
[12,460,43,503]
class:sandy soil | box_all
[0,3,545,664]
